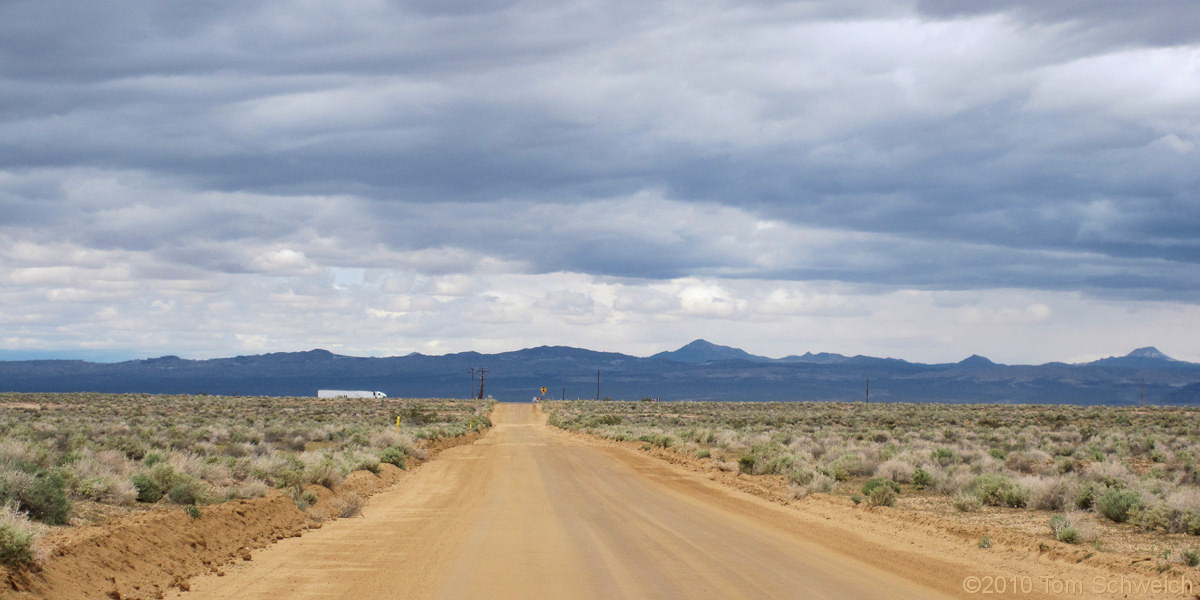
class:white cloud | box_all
[248,248,318,275]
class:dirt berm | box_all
[1,432,482,600]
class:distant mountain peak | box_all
[1087,346,1188,368]
[958,354,996,367]
[651,339,766,363]
[1127,347,1173,360]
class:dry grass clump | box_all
[333,492,363,518]
[1049,511,1098,544]
[546,399,1200,547]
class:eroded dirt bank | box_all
[1,431,483,600]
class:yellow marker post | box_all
[396,415,401,434]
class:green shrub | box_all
[1096,489,1140,523]
[1050,514,1080,543]
[850,494,863,505]
[867,484,897,507]
[11,469,71,525]
[820,463,851,482]
[587,415,622,427]
[1183,549,1200,568]
[183,505,201,519]
[354,456,381,475]
[1074,484,1095,510]
[1186,512,1200,536]
[106,436,148,461]
[828,453,868,479]
[1131,502,1171,532]
[911,467,933,490]
[1002,485,1030,508]
[638,433,673,449]
[737,454,757,474]
[166,479,206,505]
[304,458,343,489]
[131,474,163,503]
[379,447,406,469]
[787,469,815,486]
[696,449,711,459]
[862,477,900,497]
[978,535,992,549]
[0,517,35,567]
[968,473,1027,508]
[932,447,955,465]
[147,462,179,490]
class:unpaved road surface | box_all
[175,404,957,600]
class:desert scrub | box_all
[0,463,71,525]
[543,399,1200,533]
[954,493,983,512]
[968,474,1029,508]
[1049,514,1080,543]
[911,467,933,490]
[0,393,492,515]
[861,477,900,497]
[0,503,40,567]
[866,484,897,507]
[1096,489,1141,523]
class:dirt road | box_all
[173,404,958,600]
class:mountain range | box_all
[1,340,1198,405]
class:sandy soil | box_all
[163,404,986,599]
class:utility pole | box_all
[470,368,476,400]
[562,387,565,401]
[866,376,870,403]
[477,368,487,400]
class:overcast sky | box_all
[2,0,1198,364]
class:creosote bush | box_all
[1096,489,1141,523]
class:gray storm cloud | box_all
[1,0,1198,361]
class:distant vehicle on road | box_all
[317,390,387,399]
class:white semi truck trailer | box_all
[317,390,387,399]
